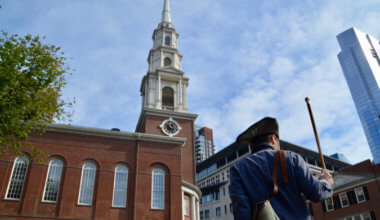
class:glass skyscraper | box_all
[337,27,380,164]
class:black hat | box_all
[236,117,279,144]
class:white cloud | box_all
[1,0,377,164]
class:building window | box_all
[339,192,349,208]
[205,209,210,219]
[200,211,204,220]
[112,165,128,208]
[162,87,174,110]
[164,57,171,66]
[43,159,64,202]
[78,162,96,205]
[362,212,372,220]
[224,205,227,214]
[355,187,366,203]
[183,197,189,216]
[324,199,334,212]
[165,35,171,46]
[216,207,221,216]
[151,168,165,209]
[6,156,29,200]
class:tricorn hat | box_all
[236,117,279,144]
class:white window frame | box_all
[77,162,97,206]
[151,168,165,209]
[324,199,334,212]
[183,197,190,216]
[339,192,349,208]
[361,212,372,220]
[5,156,29,200]
[354,187,366,203]
[112,165,128,208]
[42,158,64,203]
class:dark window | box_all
[165,36,171,46]
[205,210,210,219]
[216,207,221,216]
[164,57,171,67]
[162,87,174,110]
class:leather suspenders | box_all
[265,150,289,201]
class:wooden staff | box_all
[305,97,334,205]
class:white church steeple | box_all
[139,0,189,112]
[161,0,172,25]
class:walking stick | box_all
[304,97,334,206]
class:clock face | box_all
[160,118,181,137]
[164,120,178,134]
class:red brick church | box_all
[0,0,201,219]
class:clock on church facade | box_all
[0,0,201,219]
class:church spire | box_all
[160,0,172,27]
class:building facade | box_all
[195,127,215,164]
[195,141,350,220]
[0,0,202,219]
[313,160,379,220]
[337,27,380,164]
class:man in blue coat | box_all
[229,117,334,219]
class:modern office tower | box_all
[337,27,380,164]
[330,153,351,164]
[195,126,215,164]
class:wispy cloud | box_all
[1,0,378,164]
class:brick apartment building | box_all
[312,160,380,220]
[0,0,202,219]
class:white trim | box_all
[111,165,128,208]
[41,158,64,203]
[151,168,165,210]
[183,197,190,216]
[339,192,349,208]
[159,117,182,137]
[4,157,29,201]
[47,123,187,145]
[354,187,366,203]
[324,199,334,212]
[77,162,96,206]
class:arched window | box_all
[151,168,165,209]
[164,57,172,67]
[43,159,64,202]
[6,156,29,200]
[78,162,96,205]
[162,87,174,110]
[165,36,171,46]
[112,165,128,208]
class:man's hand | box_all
[317,170,334,186]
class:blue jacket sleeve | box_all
[292,153,333,202]
[229,165,252,220]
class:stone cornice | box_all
[143,108,197,120]
[46,124,186,145]
[182,181,202,198]
[135,108,197,132]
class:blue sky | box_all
[1,0,379,164]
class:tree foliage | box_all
[0,31,73,159]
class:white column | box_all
[179,79,183,108]
[182,191,185,220]
[157,74,162,108]
[191,195,196,220]
[196,199,200,220]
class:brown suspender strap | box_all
[267,150,288,200]
[280,150,288,183]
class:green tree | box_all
[0,31,73,159]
